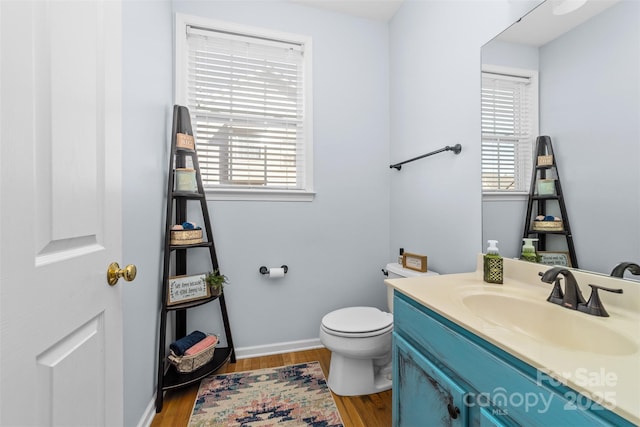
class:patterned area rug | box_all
[188,362,344,427]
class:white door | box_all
[0,1,125,426]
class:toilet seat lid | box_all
[322,306,393,334]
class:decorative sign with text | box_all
[167,274,210,306]
[538,252,571,267]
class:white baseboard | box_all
[137,396,157,427]
[137,338,325,427]
[235,338,323,359]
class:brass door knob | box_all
[107,262,137,286]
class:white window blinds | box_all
[481,71,535,192]
[185,25,308,192]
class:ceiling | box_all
[286,0,620,43]
[288,0,404,22]
[495,0,620,46]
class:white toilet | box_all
[319,262,438,396]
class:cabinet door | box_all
[394,334,468,427]
[479,407,518,427]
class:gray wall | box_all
[482,40,539,70]
[122,1,172,426]
[171,0,391,348]
[387,0,539,274]
[539,0,640,273]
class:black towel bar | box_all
[390,144,462,171]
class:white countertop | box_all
[385,256,640,425]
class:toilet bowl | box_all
[319,263,438,396]
[320,307,393,396]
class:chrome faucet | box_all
[539,267,623,317]
[610,262,640,278]
[539,267,586,310]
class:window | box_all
[176,15,313,201]
[481,66,538,194]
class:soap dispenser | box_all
[484,240,503,284]
[520,238,539,263]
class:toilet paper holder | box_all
[259,265,288,275]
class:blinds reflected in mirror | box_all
[481,69,537,192]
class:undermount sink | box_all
[461,292,638,356]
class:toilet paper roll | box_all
[268,267,285,278]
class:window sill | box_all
[205,188,315,202]
[482,192,528,202]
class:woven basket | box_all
[176,133,195,150]
[170,229,203,245]
[533,220,563,231]
[168,336,217,374]
[537,155,553,166]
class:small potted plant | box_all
[204,269,228,296]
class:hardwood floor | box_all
[151,348,392,427]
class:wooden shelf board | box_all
[172,191,204,199]
[166,294,222,311]
[169,242,213,251]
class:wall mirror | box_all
[481,0,639,277]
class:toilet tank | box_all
[385,262,439,313]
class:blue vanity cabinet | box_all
[479,407,515,427]
[394,334,468,426]
[394,333,519,427]
[392,292,635,427]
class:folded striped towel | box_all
[185,335,218,356]
[169,330,206,356]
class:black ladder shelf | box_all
[522,135,578,268]
[155,105,236,413]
